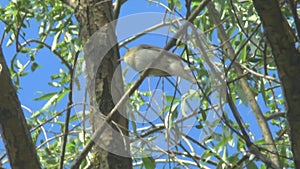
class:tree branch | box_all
[70,1,211,167]
[207,2,281,168]
[0,48,41,168]
[252,0,300,166]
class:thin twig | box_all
[20,39,72,71]
[207,3,281,167]
[239,63,280,83]
[59,51,80,169]
[118,18,184,47]
[113,0,127,20]
[30,103,85,133]
[70,1,211,168]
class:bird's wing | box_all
[139,44,182,61]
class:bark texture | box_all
[0,48,41,169]
[74,0,131,168]
[253,0,300,167]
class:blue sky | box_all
[0,0,284,168]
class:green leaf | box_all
[39,93,59,112]
[52,30,61,51]
[56,89,69,102]
[31,62,40,72]
[142,153,155,169]
[48,81,61,87]
[16,59,23,69]
[6,33,15,47]
[165,95,180,103]
[19,71,29,76]
[31,110,43,119]
[66,142,75,152]
[246,161,258,169]
[34,92,57,101]
[51,74,61,80]
[260,79,267,105]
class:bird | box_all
[119,44,197,84]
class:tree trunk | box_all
[253,0,300,167]
[0,48,41,168]
[74,0,132,168]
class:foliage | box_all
[1,0,82,168]
[0,0,295,168]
